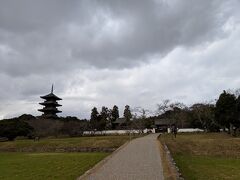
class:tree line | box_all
[150,90,240,136]
[89,105,132,130]
[2,89,240,140]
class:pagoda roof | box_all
[40,93,62,100]
[38,107,62,113]
[39,101,62,107]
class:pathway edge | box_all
[77,140,130,180]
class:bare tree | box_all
[190,103,217,131]
[132,106,153,118]
[226,88,240,97]
[131,107,153,133]
[156,99,171,115]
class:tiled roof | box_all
[39,101,62,107]
[113,117,126,124]
[40,93,62,100]
[154,118,173,125]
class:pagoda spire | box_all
[51,84,54,93]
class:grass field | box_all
[0,135,133,152]
[160,133,240,180]
[0,135,135,179]
[0,152,109,180]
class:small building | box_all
[154,118,173,133]
[112,117,127,129]
[38,85,62,118]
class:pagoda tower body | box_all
[38,85,62,118]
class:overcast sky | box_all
[0,0,240,119]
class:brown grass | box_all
[159,133,240,180]
[0,135,137,152]
[160,132,240,158]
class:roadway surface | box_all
[81,133,164,180]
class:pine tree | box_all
[112,105,119,122]
[90,107,99,130]
[99,106,108,130]
[124,105,132,122]
[234,96,240,129]
[215,90,237,131]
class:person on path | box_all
[171,124,177,138]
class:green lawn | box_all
[0,152,109,180]
[174,154,240,180]
[160,133,240,180]
[0,135,140,179]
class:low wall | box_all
[83,128,203,135]
[167,128,204,133]
[83,129,155,135]
[177,128,204,133]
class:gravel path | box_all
[81,134,164,180]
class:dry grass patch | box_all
[161,133,240,157]
[160,133,240,180]
[0,135,135,152]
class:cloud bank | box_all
[0,0,239,119]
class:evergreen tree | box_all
[90,107,99,130]
[215,90,237,131]
[234,96,240,129]
[111,105,119,122]
[124,105,132,122]
[99,106,108,130]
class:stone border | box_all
[163,143,184,180]
[0,147,117,153]
[77,140,130,180]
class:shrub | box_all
[0,119,34,141]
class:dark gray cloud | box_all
[0,0,77,33]
[0,0,239,118]
[0,0,236,76]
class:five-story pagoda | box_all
[38,85,62,118]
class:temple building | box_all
[38,85,62,118]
